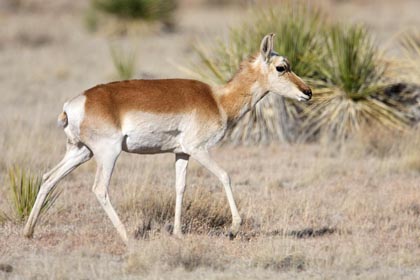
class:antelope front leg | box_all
[173,153,189,237]
[192,150,242,239]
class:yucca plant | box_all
[188,3,324,143]
[300,25,408,141]
[110,44,137,80]
[8,166,61,222]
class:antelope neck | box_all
[216,60,269,126]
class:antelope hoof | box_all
[228,226,240,240]
[23,227,34,239]
[228,231,236,240]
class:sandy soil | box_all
[1,0,420,279]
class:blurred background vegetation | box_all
[84,0,178,34]
[189,2,419,144]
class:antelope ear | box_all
[260,33,275,62]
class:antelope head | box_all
[258,33,312,102]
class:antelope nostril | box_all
[304,88,312,98]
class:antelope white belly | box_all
[121,112,187,154]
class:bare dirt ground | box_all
[1,0,420,279]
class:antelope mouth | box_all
[298,95,311,102]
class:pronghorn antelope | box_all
[23,34,311,244]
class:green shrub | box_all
[8,166,61,222]
[92,0,177,22]
[300,25,408,141]
[190,3,324,143]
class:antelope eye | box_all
[276,66,286,72]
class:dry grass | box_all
[2,129,420,278]
[125,236,227,274]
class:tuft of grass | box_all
[188,3,325,143]
[92,0,177,22]
[110,44,137,80]
[300,25,408,142]
[8,166,61,222]
[84,8,100,33]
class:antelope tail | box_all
[57,111,68,128]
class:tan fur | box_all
[217,56,266,124]
[285,72,311,93]
[82,79,220,130]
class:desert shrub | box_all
[110,44,137,80]
[8,166,61,222]
[189,3,324,143]
[300,25,408,141]
[92,0,177,22]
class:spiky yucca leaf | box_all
[300,25,408,141]
[8,166,61,222]
[190,3,324,143]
